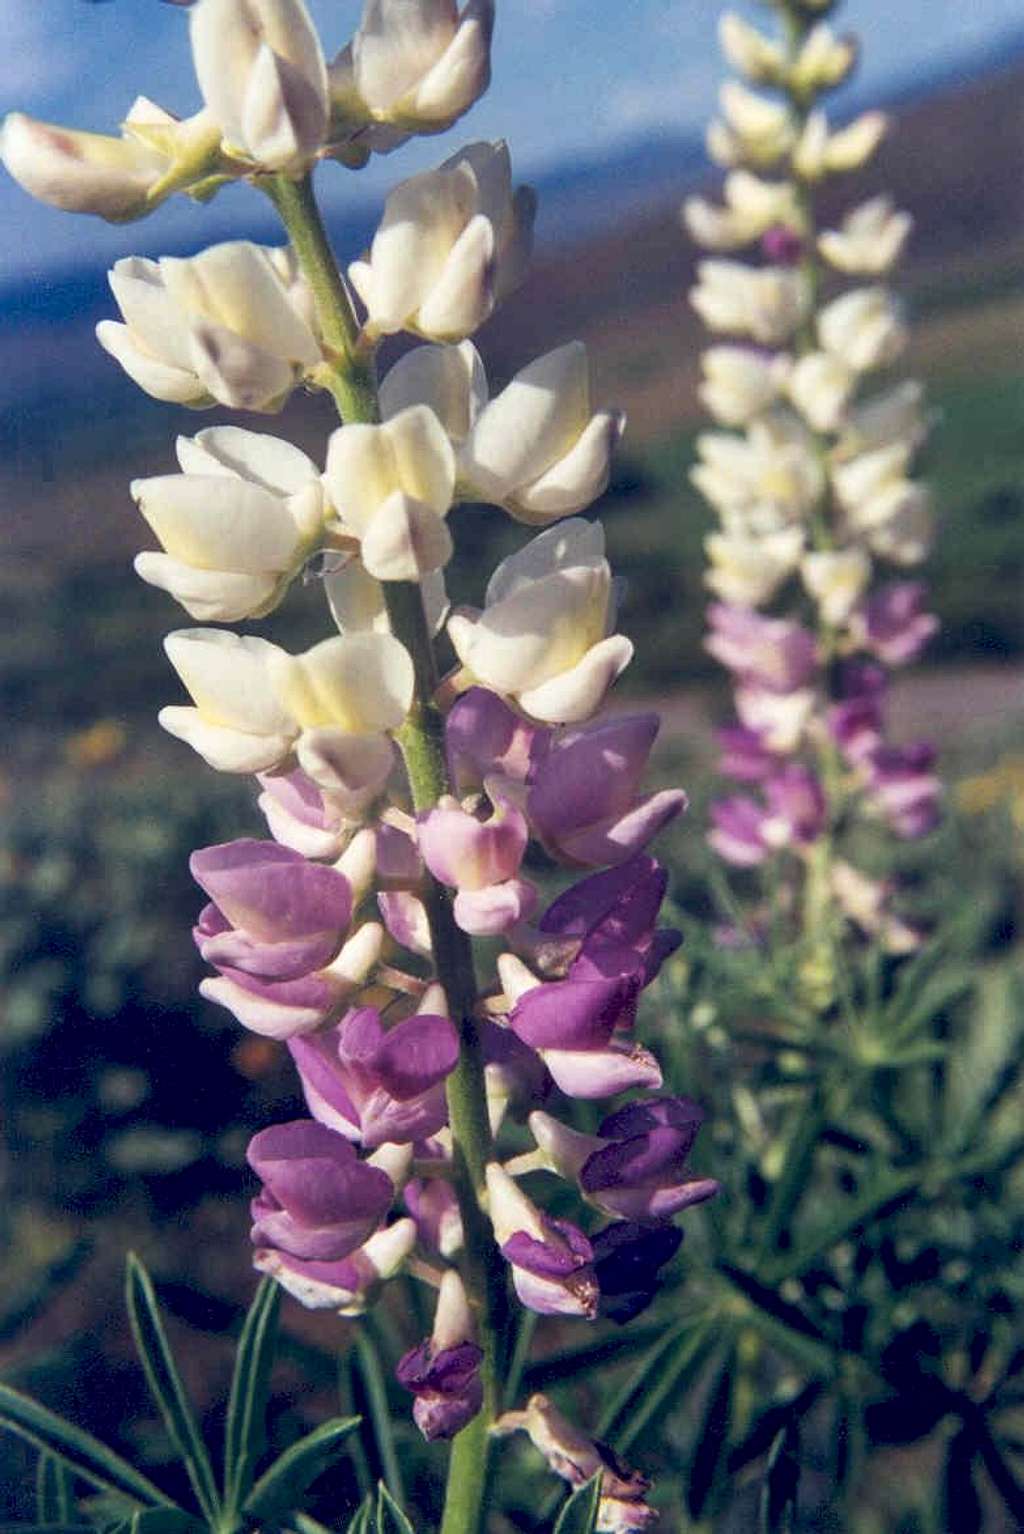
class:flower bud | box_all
[591,1221,684,1325]
[706,82,795,169]
[789,25,858,95]
[97,243,321,410]
[447,520,632,725]
[1,100,223,222]
[698,346,786,427]
[190,0,329,171]
[418,787,532,935]
[495,1395,656,1529]
[819,195,911,276]
[349,141,535,339]
[323,406,456,581]
[397,1270,483,1442]
[818,286,907,373]
[459,342,625,525]
[691,260,810,346]
[683,171,802,252]
[486,1163,598,1318]
[133,427,325,621]
[704,527,804,608]
[160,629,298,773]
[801,548,871,626]
[718,14,785,85]
[333,0,494,146]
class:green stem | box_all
[264,172,379,423]
[267,167,508,1534]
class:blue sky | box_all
[2,0,1023,284]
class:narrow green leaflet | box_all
[0,1383,176,1509]
[243,1416,361,1518]
[339,1499,373,1534]
[758,1422,800,1534]
[552,1472,602,1534]
[124,1255,220,1528]
[0,1525,90,1534]
[686,1351,734,1521]
[222,1277,281,1514]
[37,1454,76,1524]
[356,1332,404,1508]
[375,1482,415,1534]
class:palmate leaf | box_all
[36,1455,76,1524]
[222,1277,281,1515]
[0,1383,176,1510]
[552,1472,602,1534]
[243,1416,361,1519]
[375,1483,414,1534]
[124,1256,220,1527]
[758,1421,800,1534]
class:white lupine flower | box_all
[190,0,329,172]
[706,82,795,169]
[160,630,298,773]
[793,110,888,180]
[718,13,785,85]
[1,100,222,222]
[818,286,906,373]
[789,25,858,95]
[819,196,912,275]
[447,520,632,724]
[704,527,804,608]
[96,242,321,410]
[691,260,810,346]
[801,548,871,625]
[330,0,494,144]
[324,559,449,637]
[786,350,855,432]
[379,340,487,442]
[699,346,787,427]
[457,342,624,524]
[848,481,933,567]
[323,406,456,581]
[693,413,824,535]
[132,428,326,621]
[268,633,415,737]
[832,442,913,513]
[833,381,928,462]
[683,171,802,252]
[349,141,535,340]
[735,683,815,753]
[832,861,922,955]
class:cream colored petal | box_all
[379,339,486,441]
[164,628,295,734]
[108,257,193,370]
[485,517,605,605]
[95,320,206,405]
[460,341,589,500]
[162,241,321,365]
[135,554,279,622]
[517,634,633,724]
[400,0,493,124]
[509,410,625,522]
[354,0,458,112]
[158,706,294,773]
[414,213,494,339]
[360,492,453,581]
[132,473,302,572]
[270,633,414,734]
[186,323,295,412]
[183,425,319,494]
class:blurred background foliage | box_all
[2,10,1024,1531]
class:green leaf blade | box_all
[375,1482,414,1534]
[37,1454,76,1524]
[0,1382,176,1509]
[123,1256,220,1527]
[758,1421,800,1534]
[552,1472,602,1534]
[223,1277,281,1515]
[243,1416,360,1519]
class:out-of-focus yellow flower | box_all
[956,757,1024,830]
[64,720,127,769]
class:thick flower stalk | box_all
[4,3,716,1530]
[685,0,939,976]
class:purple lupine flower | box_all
[865,743,942,839]
[762,225,804,265]
[397,1271,483,1442]
[526,713,688,868]
[191,839,355,1038]
[482,1019,552,1121]
[417,787,536,935]
[256,768,351,860]
[247,1120,396,1279]
[708,795,771,866]
[288,1005,459,1147]
[487,1163,599,1318]
[254,1218,417,1312]
[539,855,682,987]
[590,1220,684,1323]
[495,1395,656,1530]
[404,1167,464,1258]
[529,1099,719,1223]
[827,661,888,766]
[717,724,778,783]
[705,604,818,693]
[762,764,828,848]
[446,686,551,794]
[850,581,938,666]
